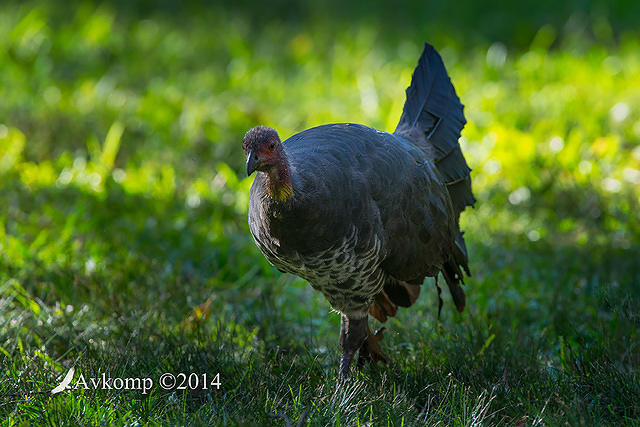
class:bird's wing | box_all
[373,145,457,282]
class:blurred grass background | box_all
[1,0,639,424]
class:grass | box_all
[1,0,639,425]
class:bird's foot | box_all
[357,326,389,367]
[340,315,391,379]
[368,326,390,364]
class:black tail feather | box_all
[442,260,466,312]
[394,43,475,214]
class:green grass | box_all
[1,0,640,425]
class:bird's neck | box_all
[265,155,294,202]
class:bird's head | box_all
[242,126,283,176]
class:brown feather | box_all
[369,281,421,323]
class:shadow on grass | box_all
[369,235,640,423]
[1,177,639,423]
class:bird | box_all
[243,43,475,377]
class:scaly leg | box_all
[339,314,368,378]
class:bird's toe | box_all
[367,326,390,364]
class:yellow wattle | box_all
[267,182,294,201]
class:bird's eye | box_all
[268,141,276,151]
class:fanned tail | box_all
[394,43,475,212]
[394,43,475,311]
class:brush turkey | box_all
[243,43,475,377]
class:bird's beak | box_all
[246,150,261,176]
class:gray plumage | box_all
[244,43,475,375]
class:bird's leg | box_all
[356,339,371,368]
[339,314,368,378]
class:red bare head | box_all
[243,126,283,176]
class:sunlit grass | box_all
[1,1,639,425]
